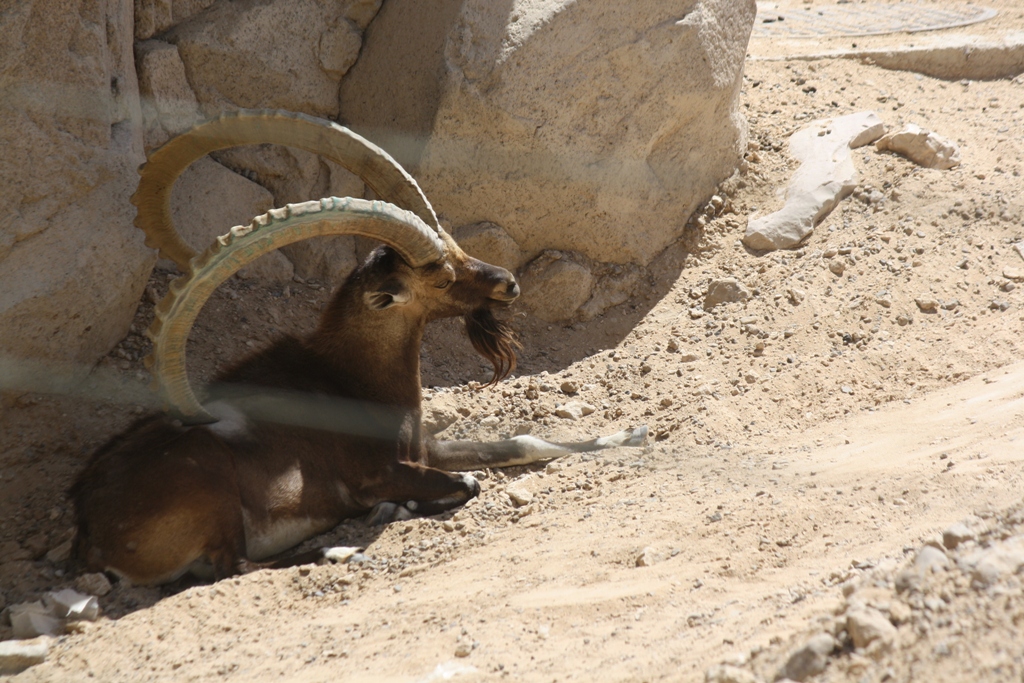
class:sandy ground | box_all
[2,2,1024,681]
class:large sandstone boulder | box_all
[0,0,153,368]
[343,0,755,319]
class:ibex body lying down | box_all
[72,111,646,585]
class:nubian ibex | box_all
[72,110,646,585]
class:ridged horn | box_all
[146,197,445,423]
[133,109,441,269]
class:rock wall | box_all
[0,0,152,367]
[1,0,757,375]
[0,0,384,377]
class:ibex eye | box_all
[436,279,453,289]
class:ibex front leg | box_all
[364,462,481,525]
[426,426,648,472]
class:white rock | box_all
[959,535,1024,587]
[875,124,961,170]
[505,484,534,507]
[555,401,596,421]
[10,602,62,639]
[846,607,897,651]
[166,0,366,118]
[323,547,363,564]
[914,545,949,572]
[44,589,99,622]
[743,111,885,251]
[0,636,51,675]
[0,0,154,370]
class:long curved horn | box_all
[133,109,441,269]
[146,197,444,423]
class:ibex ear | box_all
[364,279,412,310]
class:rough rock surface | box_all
[167,158,293,282]
[875,123,961,170]
[0,0,154,368]
[135,39,202,147]
[420,0,756,267]
[743,111,885,251]
[452,222,525,274]
[519,251,595,322]
[165,0,361,119]
[344,0,756,271]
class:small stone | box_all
[828,260,846,276]
[454,641,473,658]
[887,600,912,625]
[679,352,700,362]
[560,381,579,394]
[914,545,949,572]
[875,124,960,169]
[942,523,975,550]
[1003,266,1024,282]
[896,313,913,326]
[787,288,806,304]
[777,633,835,682]
[45,539,72,564]
[555,401,596,420]
[505,484,533,507]
[915,297,938,312]
[846,607,896,651]
[0,636,51,675]
[960,535,1024,587]
[705,663,762,683]
[635,547,664,567]
[323,547,362,564]
[74,573,112,597]
[704,279,751,309]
